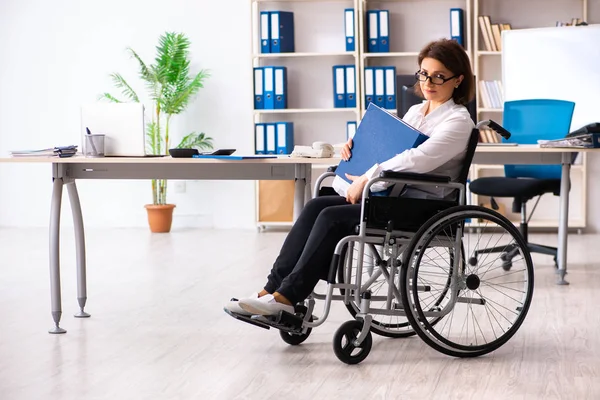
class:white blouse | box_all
[333,98,475,199]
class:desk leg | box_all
[293,164,307,222]
[49,178,66,334]
[556,154,571,286]
[67,182,90,318]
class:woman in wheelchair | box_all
[225,39,535,364]
[226,38,475,316]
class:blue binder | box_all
[367,10,379,52]
[450,8,464,47]
[253,67,264,109]
[378,10,390,52]
[260,11,271,53]
[263,66,275,109]
[364,67,375,107]
[274,66,287,109]
[346,121,357,140]
[345,65,356,108]
[344,9,355,52]
[335,103,429,183]
[374,67,386,108]
[384,66,396,110]
[276,122,294,154]
[333,65,346,108]
[265,123,277,154]
[255,123,266,154]
[271,11,295,53]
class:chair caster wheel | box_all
[500,253,512,271]
[333,320,372,365]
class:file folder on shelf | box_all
[253,67,264,109]
[345,65,357,108]
[276,122,294,154]
[335,103,429,183]
[346,121,357,140]
[364,67,375,108]
[266,123,277,154]
[367,10,379,52]
[374,67,386,108]
[255,123,266,154]
[333,65,346,108]
[450,8,464,47]
[345,8,355,52]
[260,11,271,53]
[384,66,397,110]
[378,10,390,52]
[263,66,275,109]
[271,11,295,53]
[274,66,288,109]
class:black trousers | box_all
[264,195,361,304]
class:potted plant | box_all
[101,32,213,232]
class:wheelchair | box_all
[225,128,535,364]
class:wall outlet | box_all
[174,181,186,193]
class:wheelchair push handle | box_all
[476,120,512,140]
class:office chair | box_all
[469,99,576,270]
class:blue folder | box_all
[335,103,429,183]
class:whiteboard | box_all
[502,24,600,131]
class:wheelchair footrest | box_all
[251,310,305,334]
[223,308,271,330]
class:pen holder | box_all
[84,134,105,157]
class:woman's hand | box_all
[345,173,368,204]
[341,138,353,161]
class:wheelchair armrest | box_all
[379,171,451,183]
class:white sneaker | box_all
[224,293,259,316]
[239,294,295,316]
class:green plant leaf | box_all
[176,132,213,150]
[164,69,210,115]
[98,93,123,103]
[110,73,140,103]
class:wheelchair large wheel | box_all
[400,205,534,358]
[337,241,462,338]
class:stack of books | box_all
[477,16,511,51]
[10,145,78,158]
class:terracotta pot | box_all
[144,204,176,233]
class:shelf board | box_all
[478,108,503,113]
[254,52,355,59]
[254,108,358,114]
[363,52,419,58]
[477,51,502,56]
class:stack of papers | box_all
[10,145,78,158]
[538,133,600,149]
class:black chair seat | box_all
[469,177,561,200]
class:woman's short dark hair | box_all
[413,39,475,105]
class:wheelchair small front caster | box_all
[279,305,313,346]
[333,320,372,365]
[280,328,311,345]
[500,253,512,271]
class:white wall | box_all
[0,0,257,229]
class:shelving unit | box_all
[250,0,360,228]
[250,0,592,231]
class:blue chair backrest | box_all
[502,99,575,179]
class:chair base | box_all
[473,242,557,270]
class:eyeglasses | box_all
[415,71,457,85]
